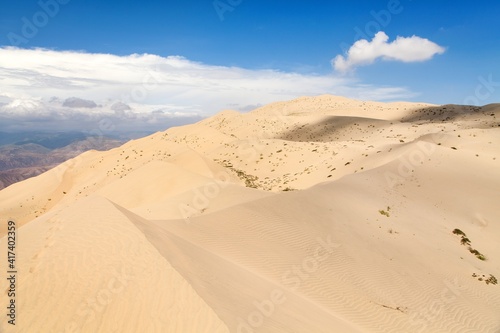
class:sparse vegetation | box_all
[379,206,391,217]
[460,237,471,246]
[234,169,259,189]
[472,273,497,285]
[452,228,487,261]
[379,209,390,217]
[486,274,498,285]
[468,247,486,260]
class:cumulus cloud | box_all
[63,97,98,108]
[333,32,446,73]
[111,102,132,112]
[0,47,419,133]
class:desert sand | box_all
[0,95,499,332]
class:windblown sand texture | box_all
[1,95,499,332]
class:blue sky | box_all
[1,0,499,133]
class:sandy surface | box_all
[1,95,499,332]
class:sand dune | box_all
[1,95,499,332]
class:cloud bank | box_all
[62,97,98,108]
[333,32,446,73]
[0,47,417,133]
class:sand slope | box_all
[1,95,499,332]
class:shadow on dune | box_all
[275,104,500,142]
[397,104,480,123]
[276,116,389,142]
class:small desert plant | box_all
[468,247,486,261]
[485,274,498,285]
[476,254,486,261]
[379,209,390,217]
[234,169,259,188]
[469,248,479,255]
[452,229,466,236]
[460,237,471,246]
[452,229,487,260]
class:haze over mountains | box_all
[0,95,499,332]
[0,132,124,190]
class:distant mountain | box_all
[0,133,125,189]
[0,131,113,148]
[0,166,54,190]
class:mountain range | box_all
[0,132,124,190]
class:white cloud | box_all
[333,32,446,73]
[0,47,418,133]
[63,97,98,108]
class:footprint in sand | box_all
[473,213,488,227]
[44,239,55,248]
[29,264,40,273]
[29,217,64,273]
[29,247,46,273]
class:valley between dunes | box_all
[1,95,499,332]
